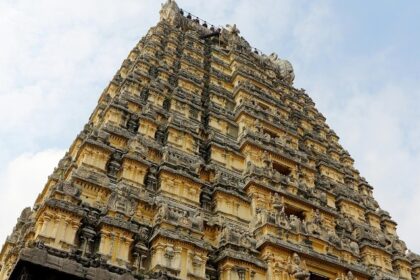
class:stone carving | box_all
[133,226,149,271]
[254,208,269,226]
[160,0,182,26]
[337,271,357,280]
[307,209,323,235]
[287,253,310,280]
[106,150,124,179]
[107,192,137,217]
[77,209,99,260]
[155,203,169,222]
[267,53,295,85]
[337,215,353,233]
[54,181,80,197]
[220,24,251,52]
[225,24,240,36]
[220,223,256,250]
[391,238,407,255]
[128,138,148,156]
[154,203,204,232]
[192,212,204,231]
[327,229,341,248]
[126,114,139,133]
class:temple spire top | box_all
[160,0,181,25]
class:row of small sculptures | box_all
[281,252,357,280]
[155,203,204,231]
[253,201,360,256]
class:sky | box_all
[0,0,419,253]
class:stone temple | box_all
[1,1,419,279]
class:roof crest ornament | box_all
[160,0,181,26]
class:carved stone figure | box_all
[337,271,357,280]
[287,253,310,280]
[126,114,139,133]
[267,53,295,85]
[289,215,301,233]
[107,151,124,178]
[327,229,341,248]
[349,240,360,255]
[156,203,169,221]
[192,212,204,231]
[225,24,240,36]
[108,192,137,216]
[307,209,323,235]
[160,0,182,26]
[255,208,269,226]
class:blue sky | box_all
[0,0,419,253]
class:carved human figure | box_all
[271,193,283,210]
[313,209,322,225]
[262,151,272,170]
[307,209,323,235]
[287,253,310,280]
[126,114,139,133]
[289,215,301,233]
[349,240,360,255]
[253,119,262,135]
[156,203,169,221]
[138,227,149,244]
[327,229,341,247]
[192,212,204,231]
[107,152,123,178]
[275,206,289,228]
[220,224,231,243]
[256,208,268,225]
[240,232,252,248]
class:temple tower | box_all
[1,1,419,279]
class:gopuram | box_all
[1,1,419,279]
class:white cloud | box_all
[292,0,339,60]
[0,149,65,244]
[303,52,420,252]
[333,83,420,252]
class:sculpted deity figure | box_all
[271,193,283,210]
[289,215,301,233]
[240,231,256,249]
[313,209,322,226]
[254,119,263,134]
[275,206,289,228]
[262,150,272,170]
[327,229,341,248]
[138,227,149,244]
[287,253,310,280]
[307,209,323,235]
[192,211,204,231]
[220,223,232,244]
[255,208,268,226]
[349,240,360,255]
[156,203,169,221]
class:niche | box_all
[309,272,329,280]
[273,162,291,176]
